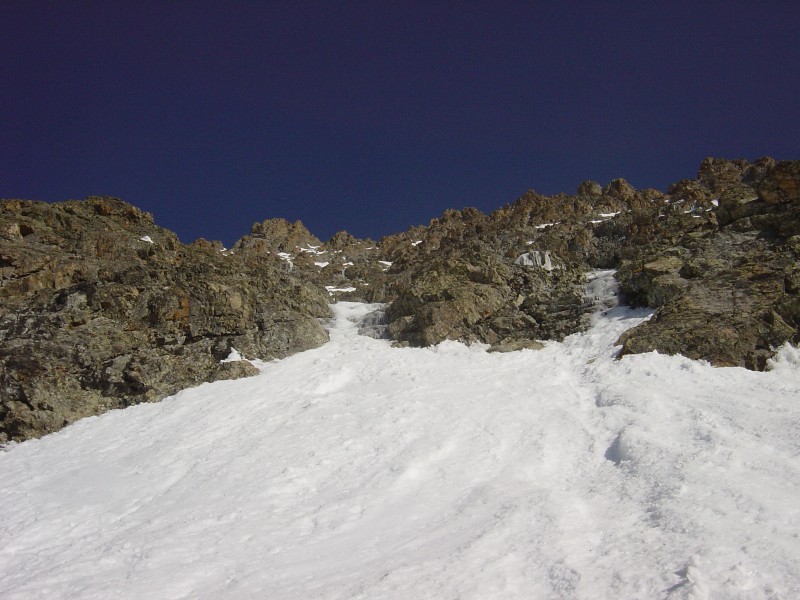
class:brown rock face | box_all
[240,218,322,252]
[2,157,799,441]
[273,157,797,370]
[374,157,799,369]
[382,234,587,349]
[616,159,800,368]
[0,197,330,443]
[758,161,800,204]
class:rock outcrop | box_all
[2,157,799,442]
[0,198,330,443]
[366,180,669,348]
[378,209,588,348]
[369,158,799,368]
[215,157,799,368]
[616,160,800,368]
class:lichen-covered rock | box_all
[577,180,603,196]
[0,197,330,443]
[758,160,800,204]
[616,159,800,368]
[245,218,322,251]
[382,218,588,348]
[3,157,798,442]
[378,157,799,369]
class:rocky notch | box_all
[369,178,671,349]
[0,197,330,443]
[361,159,798,368]
[201,157,800,367]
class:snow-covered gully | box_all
[1,272,799,599]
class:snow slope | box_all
[2,272,800,599]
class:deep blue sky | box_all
[3,2,799,244]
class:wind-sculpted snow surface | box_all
[1,274,800,599]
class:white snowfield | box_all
[2,272,800,599]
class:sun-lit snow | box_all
[220,348,244,363]
[1,272,799,599]
[138,235,154,244]
[515,250,556,271]
[275,252,294,271]
[324,285,357,295]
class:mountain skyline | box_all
[2,2,799,244]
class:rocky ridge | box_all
[2,157,799,442]
[230,157,799,365]
[616,158,800,369]
[0,198,330,443]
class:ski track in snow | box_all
[1,271,800,599]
